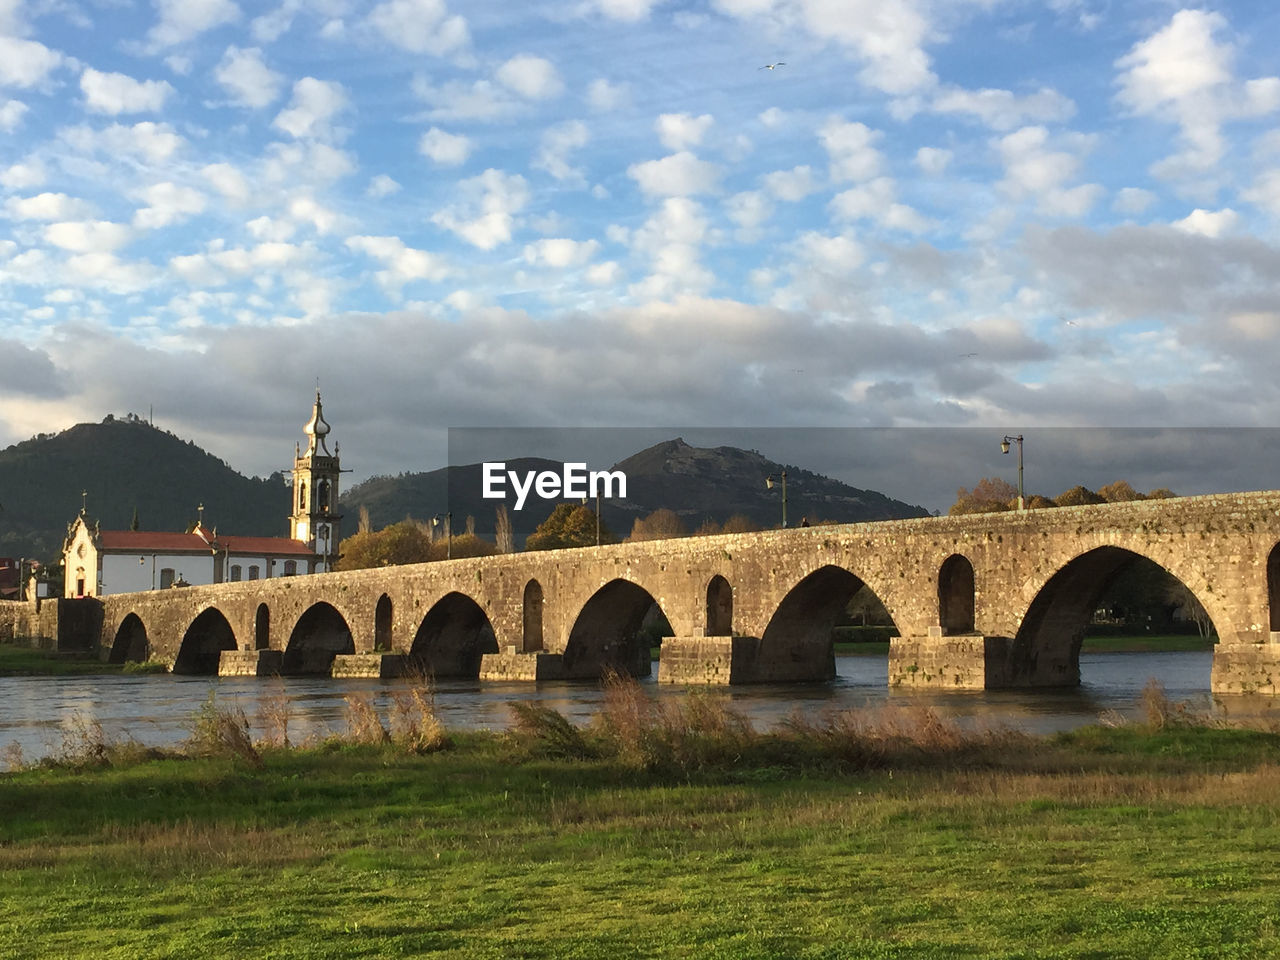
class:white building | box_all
[62,521,322,597]
[61,392,343,597]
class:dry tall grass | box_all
[389,670,450,753]
[343,692,390,744]
[255,676,291,748]
[186,694,263,769]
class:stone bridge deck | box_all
[7,491,1280,693]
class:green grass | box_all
[0,642,122,676]
[1081,634,1216,653]
[2,690,1279,959]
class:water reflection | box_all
[2,651,1277,764]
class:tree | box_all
[494,504,515,554]
[1054,485,1106,507]
[525,504,610,551]
[626,508,688,542]
[335,520,432,570]
[949,477,1017,515]
[436,532,498,561]
[1098,481,1143,503]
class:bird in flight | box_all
[759,62,786,70]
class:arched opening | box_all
[173,608,237,675]
[522,579,544,653]
[564,579,667,679]
[705,575,732,636]
[1013,547,1217,688]
[411,592,498,678]
[284,602,355,675]
[1269,544,1280,632]
[108,613,149,664]
[938,554,975,635]
[254,603,270,650]
[761,565,887,682]
[375,594,393,652]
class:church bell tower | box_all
[290,391,342,571]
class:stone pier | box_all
[218,649,284,676]
[479,648,568,681]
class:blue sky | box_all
[2,0,1280,502]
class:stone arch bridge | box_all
[88,491,1280,694]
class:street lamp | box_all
[1001,435,1025,510]
[432,512,453,559]
[765,471,788,528]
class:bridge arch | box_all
[174,607,237,674]
[938,554,975,635]
[284,602,355,675]
[375,594,393,652]
[108,612,149,664]
[705,575,732,636]
[254,603,270,650]
[761,564,898,682]
[522,579,544,653]
[1014,546,1220,687]
[1268,543,1280,632]
[411,592,498,678]
[565,578,668,678]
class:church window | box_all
[160,568,175,589]
[283,560,297,576]
[248,565,260,580]
[230,565,242,582]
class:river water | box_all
[3,651,1277,764]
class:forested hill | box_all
[0,416,290,562]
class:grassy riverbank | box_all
[832,634,1215,657]
[0,642,125,676]
[2,683,1278,958]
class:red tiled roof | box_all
[96,530,318,558]
[98,531,212,553]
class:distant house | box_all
[0,558,19,600]
[62,518,322,598]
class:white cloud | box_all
[762,165,818,201]
[0,159,46,189]
[62,122,186,164]
[0,35,64,89]
[147,0,240,49]
[288,194,342,234]
[586,78,628,111]
[996,126,1099,216]
[829,177,931,232]
[819,118,883,182]
[61,253,157,294]
[132,182,207,229]
[495,54,563,101]
[4,193,92,221]
[1115,9,1279,179]
[914,146,951,175]
[581,0,664,21]
[419,127,472,166]
[245,216,296,242]
[366,174,401,198]
[725,190,773,230]
[629,197,714,299]
[202,162,252,204]
[0,98,28,132]
[80,68,173,115]
[369,0,469,56]
[523,237,600,268]
[627,151,721,197]
[585,261,621,285]
[346,234,450,293]
[431,168,529,250]
[534,120,589,182]
[45,220,133,253]
[412,78,516,122]
[214,46,283,108]
[1242,170,1280,217]
[273,77,350,141]
[262,141,356,185]
[793,230,865,274]
[1172,208,1239,238]
[1113,187,1156,215]
[656,112,713,151]
[758,107,787,128]
[930,86,1075,131]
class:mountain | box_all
[0,415,290,563]
[341,438,929,541]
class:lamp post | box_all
[766,471,788,528]
[433,513,452,559]
[1001,435,1025,510]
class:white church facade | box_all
[63,393,344,598]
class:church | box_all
[62,393,344,598]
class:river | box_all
[3,651,1277,764]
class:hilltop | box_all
[0,415,289,562]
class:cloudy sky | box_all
[3,0,1280,510]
